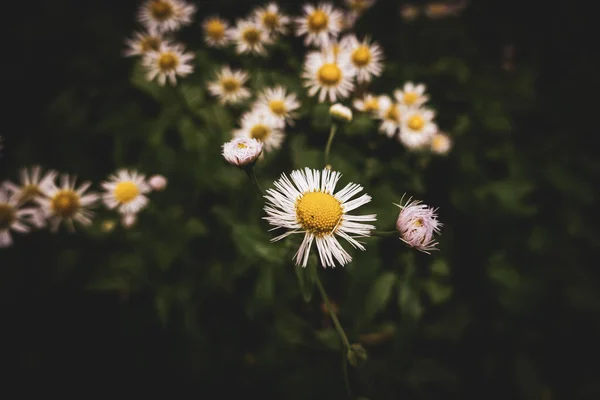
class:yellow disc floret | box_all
[0,204,16,230]
[206,19,226,39]
[351,46,371,67]
[114,181,139,204]
[403,92,418,105]
[269,100,286,115]
[262,12,279,30]
[221,77,240,92]
[296,191,343,235]
[150,0,174,21]
[308,10,328,31]
[407,115,425,131]
[250,124,270,141]
[51,190,80,218]
[317,63,342,85]
[242,28,261,44]
[158,52,179,71]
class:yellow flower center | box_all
[407,115,425,131]
[19,184,43,202]
[0,204,16,230]
[250,124,270,141]
[114,181,139,204]
[50,190,80,218]
[221,77,240,93]
[308,10,328,31]
[385,105,401,122]
[237,142,248,149]
[351,46,371,67]
[158,52,179,72]
[206,19,226,39]
[403,92,418,105]
[295,191,343,235]
[269,100,286,115]
[140,36,161,52]
[242,27,261,45]
[317,63,342,86]
[413,218,424,227]
[149,0,174,21]
[349,0,369,12]
[262,12,279,29]
[364,98,379,112]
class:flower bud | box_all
[329,104,353,122]
[395,197,442,253]
[222,137,263,168]
[122,213,137,228]
[347,343,368,367]
[149,174,168,191]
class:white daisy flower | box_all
[222,137,264,167]
[376,95,403,138]
[295,3,343,47]
[253,3,290,35]
[207,66,251,105]
[124,30,164,57]
[353,93,381,114]
[399,107,438,149]
[202,16,231,48]
[101,169,151,216]
[395,196,442,253]
[137,0,196,33]
[37,175,99,232]
[302,49,355,103]
[394,82,429,108]
[253,86,300,124]
[142,43,194,86]
[264,168,376,268]
[3,166,57,204]
[430,132,452,155]
[339,34,384,83]
[228,19,273,56]
[148,175,168,191]
[329,103,353,121]
[233,110,285,153]
[345,0,376,13]
[0,185,41,248]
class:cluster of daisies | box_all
[0,167,166,248]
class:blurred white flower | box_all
[222,137,264,168]
[0,185,42,248]
[376,95,403,138]
[353,93,381,114]
[234,110,285,153]
[295,3,343,47]
[137,0,196,33]
[339,34,383,83]
[207,66,251,105]
[124,30,164,57]
[142,43,194,86]
[3,166,57,204]
[253,86,300,125]
[149,175,168,191]
[101,170,151,216]
[253,3,290,36]
[122,213,137,228]
[202,16,231,48]
[430,132,452,155]
[302,48,355,102]
[330,103,353,121]
[345,0,376,13]
[228,19,273,56]
[399,107,438,149]
[395,197,441,253]
[394,82,429,108]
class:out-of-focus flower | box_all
[353,93,381,114]
[148,175,168,191]
[253,3,290,36]
[222,137,264,168]
[207,66,251,105]
[430,132,452,154]
[376,95,403,138]
[253,86,300,125]
[424,1,468,19]
[399,107,438,149]
[137,0,196,33]
[101,170,151,216]
[37,175,99,232]
[295,3,343,47]
[142,43,194,86]
[329,103,353,121]
[394,82,429,108]
[345,0,376,14]
[400,4,420,21]
[228,19,273,56]
[124,30,164,57]
[395,197,441,253]
[234,110,285,153]
[3,166,57,204]
[339,34,383,83]
[202,16,230,48]
[264,168,376,267]
[122,213,137,228]
[0,185,42,248]
[302,48,355,102]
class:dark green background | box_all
[1,0,599,398]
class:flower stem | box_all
[245,166,265,196]
[173,86,203,127]
[315,273,351,350]
[324,123,338,167]
[371,230,399,238]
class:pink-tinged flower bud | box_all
[222,137,263,168]
[122,213,137,228]
[395,197,442,253]
[149,174,168,191]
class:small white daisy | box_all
[3,166,57,204]
[228,19,273,56]
[124,30,164,57]
[137,0,196,33]
[102,169,151,216]
[295,3,343,47]
[253,3,290,35]
[430,132,452,155]
[376,95,403,138]
[394,82,429,108]
[399,107,438,149]
[329,103,353,121]
[253,86,300,124]
[264,167,376,268]
[222,137,264,167]
[302,49,355,103]
[202,16,231,48]
[0,185,41,248]
[339,34,384,83]
[233,110,286,153]
[207,66,251,105]
[353,93,381,114]
[142,43,194,86]
[37,175,99,232]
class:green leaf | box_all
[398,266,423,321]
[365,272,398,319]
[423,281,453,304]
[255,266,274,303]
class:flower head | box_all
[295,3,343,47]
[353,93,381,114]
[101,170,151,215]
[222,137,263,167]
[394,82,429,108]
[137,0,196,33]
[124,30,164,57]
[0,184,42,248]
[253,3,290,35]
[228,19,273,56]
[302,48,355,103]
[207,66,251,105]
[330,103,353,121]
[345,0,376,14]
[149,175,168,191]
[3,166,57,204]
[399,107,438,149]
[142,42,194,86]
[233,110,285,153]
[376,95,403,138]
[264,168,376,267]
[395,197,441,253]
[339,34,383,83]
[253,86,300,125]
[202,16,230,47]
[430,132,452,155]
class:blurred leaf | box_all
[365,272,398,319]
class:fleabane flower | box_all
[0,185,42,248]
[295,3,343,47]
[124,30,164,57]
[345,0,376,14]
[142,43,194,86]
[339,34,383,83]
[376,95,403,138]
[222,137,263,168]
[399,107,438,149]
[302,49,355,103]
[253,86,300,124]
[395,197,441,253]
[330,103,353,121]
[430,132,452,155]
[37,175,99,232]
[228,19,273,56]
[208,66,251,105]
[394,82,429,108]
[102,170,151,216]
[202,16,230,47]
[264,168,376,268]
[3,166,57,204]
[149,175,168,191]
[234,110,285,153]
[137,0,196,33]
[353,93,381,115]
[253,3,290,36]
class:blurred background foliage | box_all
[2,0,599,398]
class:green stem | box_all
[245,166,265,196]
[371,230,399,238]
[324,123,338,167]
[173,86,203,127]
[315,273,351,350]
